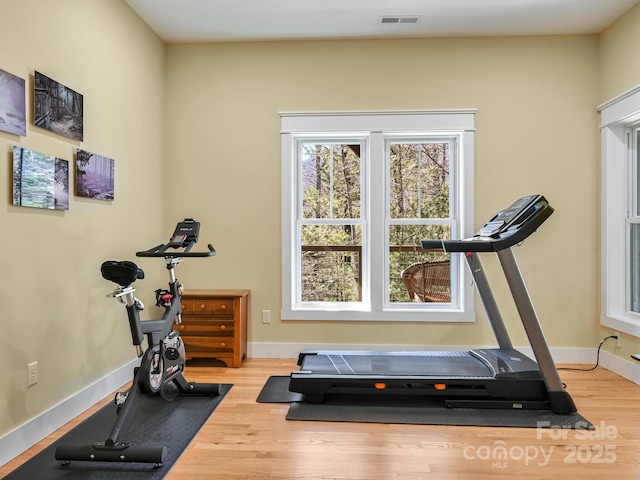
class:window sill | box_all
[601,314,640,338]
[281,308,475,322]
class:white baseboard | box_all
[248,341,640,382]
[0,358,138,468]
[249,341,596,362]
[248,341,474,359]
[599,350,640,383]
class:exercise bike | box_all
[55,218,219,467]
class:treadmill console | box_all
[421,194,553,252]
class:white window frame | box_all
[281,110,476,322]
[599,84,640,337]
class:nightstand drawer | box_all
[174,320,234,334]
[181,298,235,315]
[182,299,214,314]
[181,336,234,354]
[213,299,235,315]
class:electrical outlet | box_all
[614,332,621,349]
[262,310,271,324]
[27,361,38,387]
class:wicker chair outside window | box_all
[401,259,451,303]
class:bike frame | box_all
[115,258,183,357]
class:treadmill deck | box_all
[298,351,495,377]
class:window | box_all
[599,85,640,337]
[281,110,475,321]
[632,129,640,315]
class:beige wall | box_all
[599,1,640,360]
[599,2,640,102]
[0,0,166,437]
[2,0,639,448]
[165,36,601,349]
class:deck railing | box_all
[301,245,448,302]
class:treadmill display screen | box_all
[420,194,553,252]
[476,195,537,239]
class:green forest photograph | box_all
[12,146,69,211]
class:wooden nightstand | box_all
[175,289,250,367]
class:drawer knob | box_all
[220,342,226,347]
[177,325,184,330]
[181,304,186,310]
[220,304,227,310]
[220,325,226,330]
[199,303,206,310]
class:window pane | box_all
[301,224,362,302]
[632,224,640,313]
[389,224,451,303]
[637,130,640,214]
[633,131,640,313]
[301,143,361,219]
[389,142,449,219]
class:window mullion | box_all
[369,132,385,312]
[329,145,334,218]
[417,146,422,216]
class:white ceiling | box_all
[124,0,640,44]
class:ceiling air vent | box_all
[380,16,420,24]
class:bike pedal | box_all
[114,391,129,407]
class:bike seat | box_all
[101,260,145,287]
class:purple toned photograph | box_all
[76,149,114,201]
[34,71,83,141]
[12,146,69,210]
[0,68,26,136]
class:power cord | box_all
[558,335,618,372]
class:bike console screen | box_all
[168,218,200,248]
[421,194,553,253]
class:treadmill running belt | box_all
[300,352,493,377]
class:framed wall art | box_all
[34,71,83,141]
[12,146,69,210]
[0,68,26,136]
[76,149,114,201]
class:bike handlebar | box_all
[136,241,216,258]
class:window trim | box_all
[281,110,476,322]
[599,84,640,337]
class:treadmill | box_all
[288,194,577,414]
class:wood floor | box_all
[1,358,639,479]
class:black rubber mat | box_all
[256,376,304,403]
[3,384,232,480]
[286,394,593,429]
[257,376,592,429]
